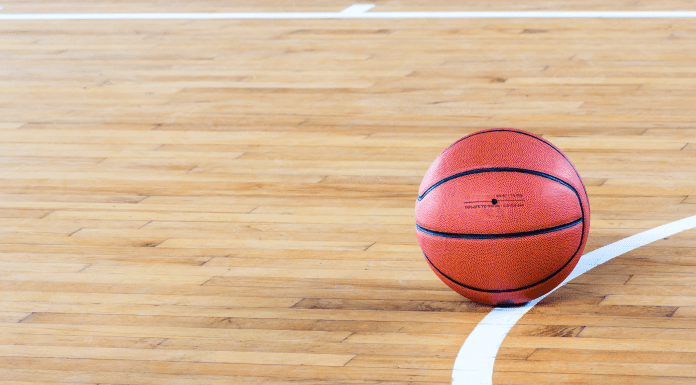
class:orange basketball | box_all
[415,129,590,306]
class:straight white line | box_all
[452,214,696,385]
[359,11,696,18]
[1,6,696,20]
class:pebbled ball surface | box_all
[415,128,590,306]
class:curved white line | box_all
[452,214,696,385]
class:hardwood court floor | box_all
[1,1,696,384]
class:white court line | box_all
[338,4,376,17]
[1,5,696,20]
[453,214,696,385]
[3,1,696,382]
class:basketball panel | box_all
[419,129,584,199]
[415,171,582,235]
[427,257,580,306]
[417,222,584,292]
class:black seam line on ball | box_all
[418,159,587,293]
[423,186,586,293]
[445,128,589,199]
[416,217,582,240]
[417,167,574,202]
[419,130,588,294]
[466,131,590,285]
[423,239,582,294]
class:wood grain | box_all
[1,1,696,384]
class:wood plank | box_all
[502,336,696,353]
[0,201,257,214]
[3,323,351,344]
[45,211,416,225]
[528,348,696,365]
[0,193,147,204]
[17,313,477,334]
[0,363,449,384]
[0,345,355,367]
[578,327,696,341]
[2,4,696,384]
[672,307,696,318]
[0,291,302,309]
[0,272,212,285]
[600,295,696,307]
[0,209,51,219]
[495,359,696,378]
[494,372,696,385]
[71,227,415,244]
[0,123,24,129]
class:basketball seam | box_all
[416,165,587,294]
[416,217,583,239]
[422,237,582,294]
[417,167,576,201]
[429,128,589,198]
[478,129,590,198]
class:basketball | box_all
[415,129,591,306]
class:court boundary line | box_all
[452,214,696,385]
[3,2,696,383]
[2,5,696,20]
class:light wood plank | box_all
[2,4,696,384]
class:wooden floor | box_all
[2,1,696,384]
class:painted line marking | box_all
[1,6,696,20]
[338,4,375,17]
[2,0,695,380]
[452,214,696,385]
